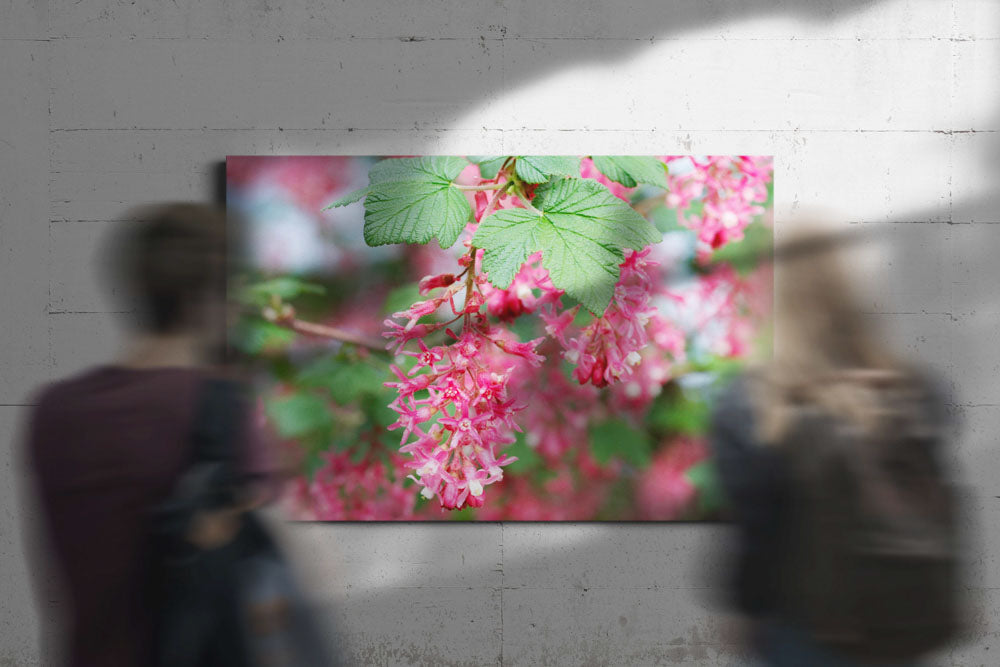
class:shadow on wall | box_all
[276,521,750,665]
[263,213,1000,663]
[204,0,997,664]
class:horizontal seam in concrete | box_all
[47,128,998,133]
[47,310,133,315]
[35,36,1000,43]
[850,220,1000,225]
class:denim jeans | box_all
[757,621,920,667]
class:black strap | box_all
[186,378,246,509]
[151,378,246,546]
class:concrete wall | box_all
[2,1,998,664]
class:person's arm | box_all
[709,377,788,617]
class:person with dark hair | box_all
[23,204,253,666]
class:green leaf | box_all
[693,355,745,382]
[265,393,333,439]
[346,157,473,249]
[329,423,363,453]
[468,156,581,183]
[324,186,369,209]
[503,433,543,475]
[473,177,661,314]
[650,204,686,234]
[448,506,479,521]
[513,156,580,184]
[362,388,399,429]
[590,156,668,189]
[647,391,709,437]
[298,357,387,405]
[684,460,727,515]
[589,418,653,467]
[240,277,326,305]
[302,447,327,479]
[467,155,508,180]
[349,444,369,464]
[234,319,296,354]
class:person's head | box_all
[772,221,890,378]
[108,203,229,346]
[755,219,909,441]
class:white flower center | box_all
[420,486,436,500]
[468,480,484,497]
[417,460,439,477]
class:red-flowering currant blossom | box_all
[663,156,773,260]
[385,255,544,510]
[559,246,660,387]
[635,437,708,520]
[283,450,416,521]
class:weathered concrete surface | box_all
[2,0,998,664]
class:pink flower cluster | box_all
[480,251,563,322]
[283,451,416,521]
[663,156,772,257]
[688,265,766,359]
[635,437,708,520]
[475,448,620,521]
[385,258,544,511]
[545,247,659,387]
[608,346,673,416]
[511,363,599,462]
[605,311,687,413]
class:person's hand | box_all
[187,507,242,550]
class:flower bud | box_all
[418,273,457,295]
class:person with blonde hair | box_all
[710,222,963,666]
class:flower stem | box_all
[508,163,542,216]
[454,183,504,192]
[479,187,504,220]
[269,315,387,354]
[463,246,477,329]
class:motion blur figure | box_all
[23,204,237,665]
[23,204,336,666]
[710,223,965,666]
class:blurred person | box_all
[709,223,964,666]
[23,204,336,666]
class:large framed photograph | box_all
[228,155,773,521]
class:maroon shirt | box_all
[26,366,210,667]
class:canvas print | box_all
[227,155,773,521]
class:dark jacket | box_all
[26,367,212,666]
